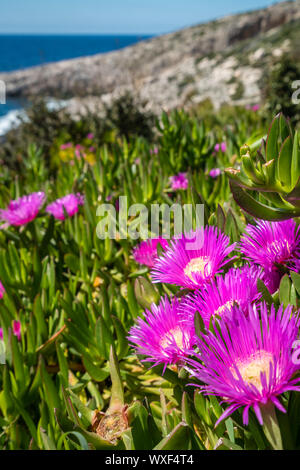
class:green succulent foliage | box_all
[156,110,214,173]
[0,107,239,450]
[1,106,300,450]
[263,55,300,127]
[226,113,300,220]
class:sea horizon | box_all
[0,33,153,128]
[0,33,153,73]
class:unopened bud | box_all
[134,277,160,310]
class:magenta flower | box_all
[209,168,222,179]
[87,133,94,140]
[128,296,195,369]
[60,143,72,150]
[187,302,300,426]
[133,238,169,268]
[46,193,84,221]
[12,321,21,341]
[215,142,227,153]
[152,226,236,290]
[0,281,5,300]
[0,320,21,341]
[169,173,188,191]
[150,147,158,155]
[0,192,46,228]
[252,105,260,112]
[240,220,300,291]
[181,265,264,328]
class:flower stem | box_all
[261,402,283,450]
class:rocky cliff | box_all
[1,0,300,113]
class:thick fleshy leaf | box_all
[154,422,191,450]
[230,182,299,221]
[277,136,293,190]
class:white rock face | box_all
[0,0,299,114]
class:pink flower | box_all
[169,173,188,191]
[60,143,73,150]
[221,142,227,153]
[133,238,169,268]
[150,147,158,155]
[209,168,222,179]
[215,142,227,153]
[151,226,236,290]
[0,192,46,227]
[240,219,300,274]
[187,303,300,427]
[0,320,21,341]
[128,296,195,370]
[240,220,300,293]
[87,133,94,140]
[181,265,264,328]
[246,104,260,112]
[0,281,5,299]
[46,193,84,221]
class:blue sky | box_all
[0,0,280,34]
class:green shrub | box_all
[262,55,300,126]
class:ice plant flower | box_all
[209,168,222,179]
[181,265,264,327]
[169,173,189,191]
[0,281,4,299]
[0,320,21,341]
[46,193,84,221]
[0,192,45,228]
[187,302,300,427]
[132,238,169,268]
[152,226,235,289]
[60,142,72,150]
[128,296,195,369]
[150,147,158,155]
[215,142,227,153]
[240,220,300,291]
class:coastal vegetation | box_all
[0,0,300,452]
[0,89,300,449]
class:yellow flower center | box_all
[231,351,274,392]
[184,256,212,281]
[160,327,185,351]
[267,240,290,256]
[215,300,237,316]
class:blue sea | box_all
[0,34,152,132]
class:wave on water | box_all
[0,99,68,136]
[0,108,26,136]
